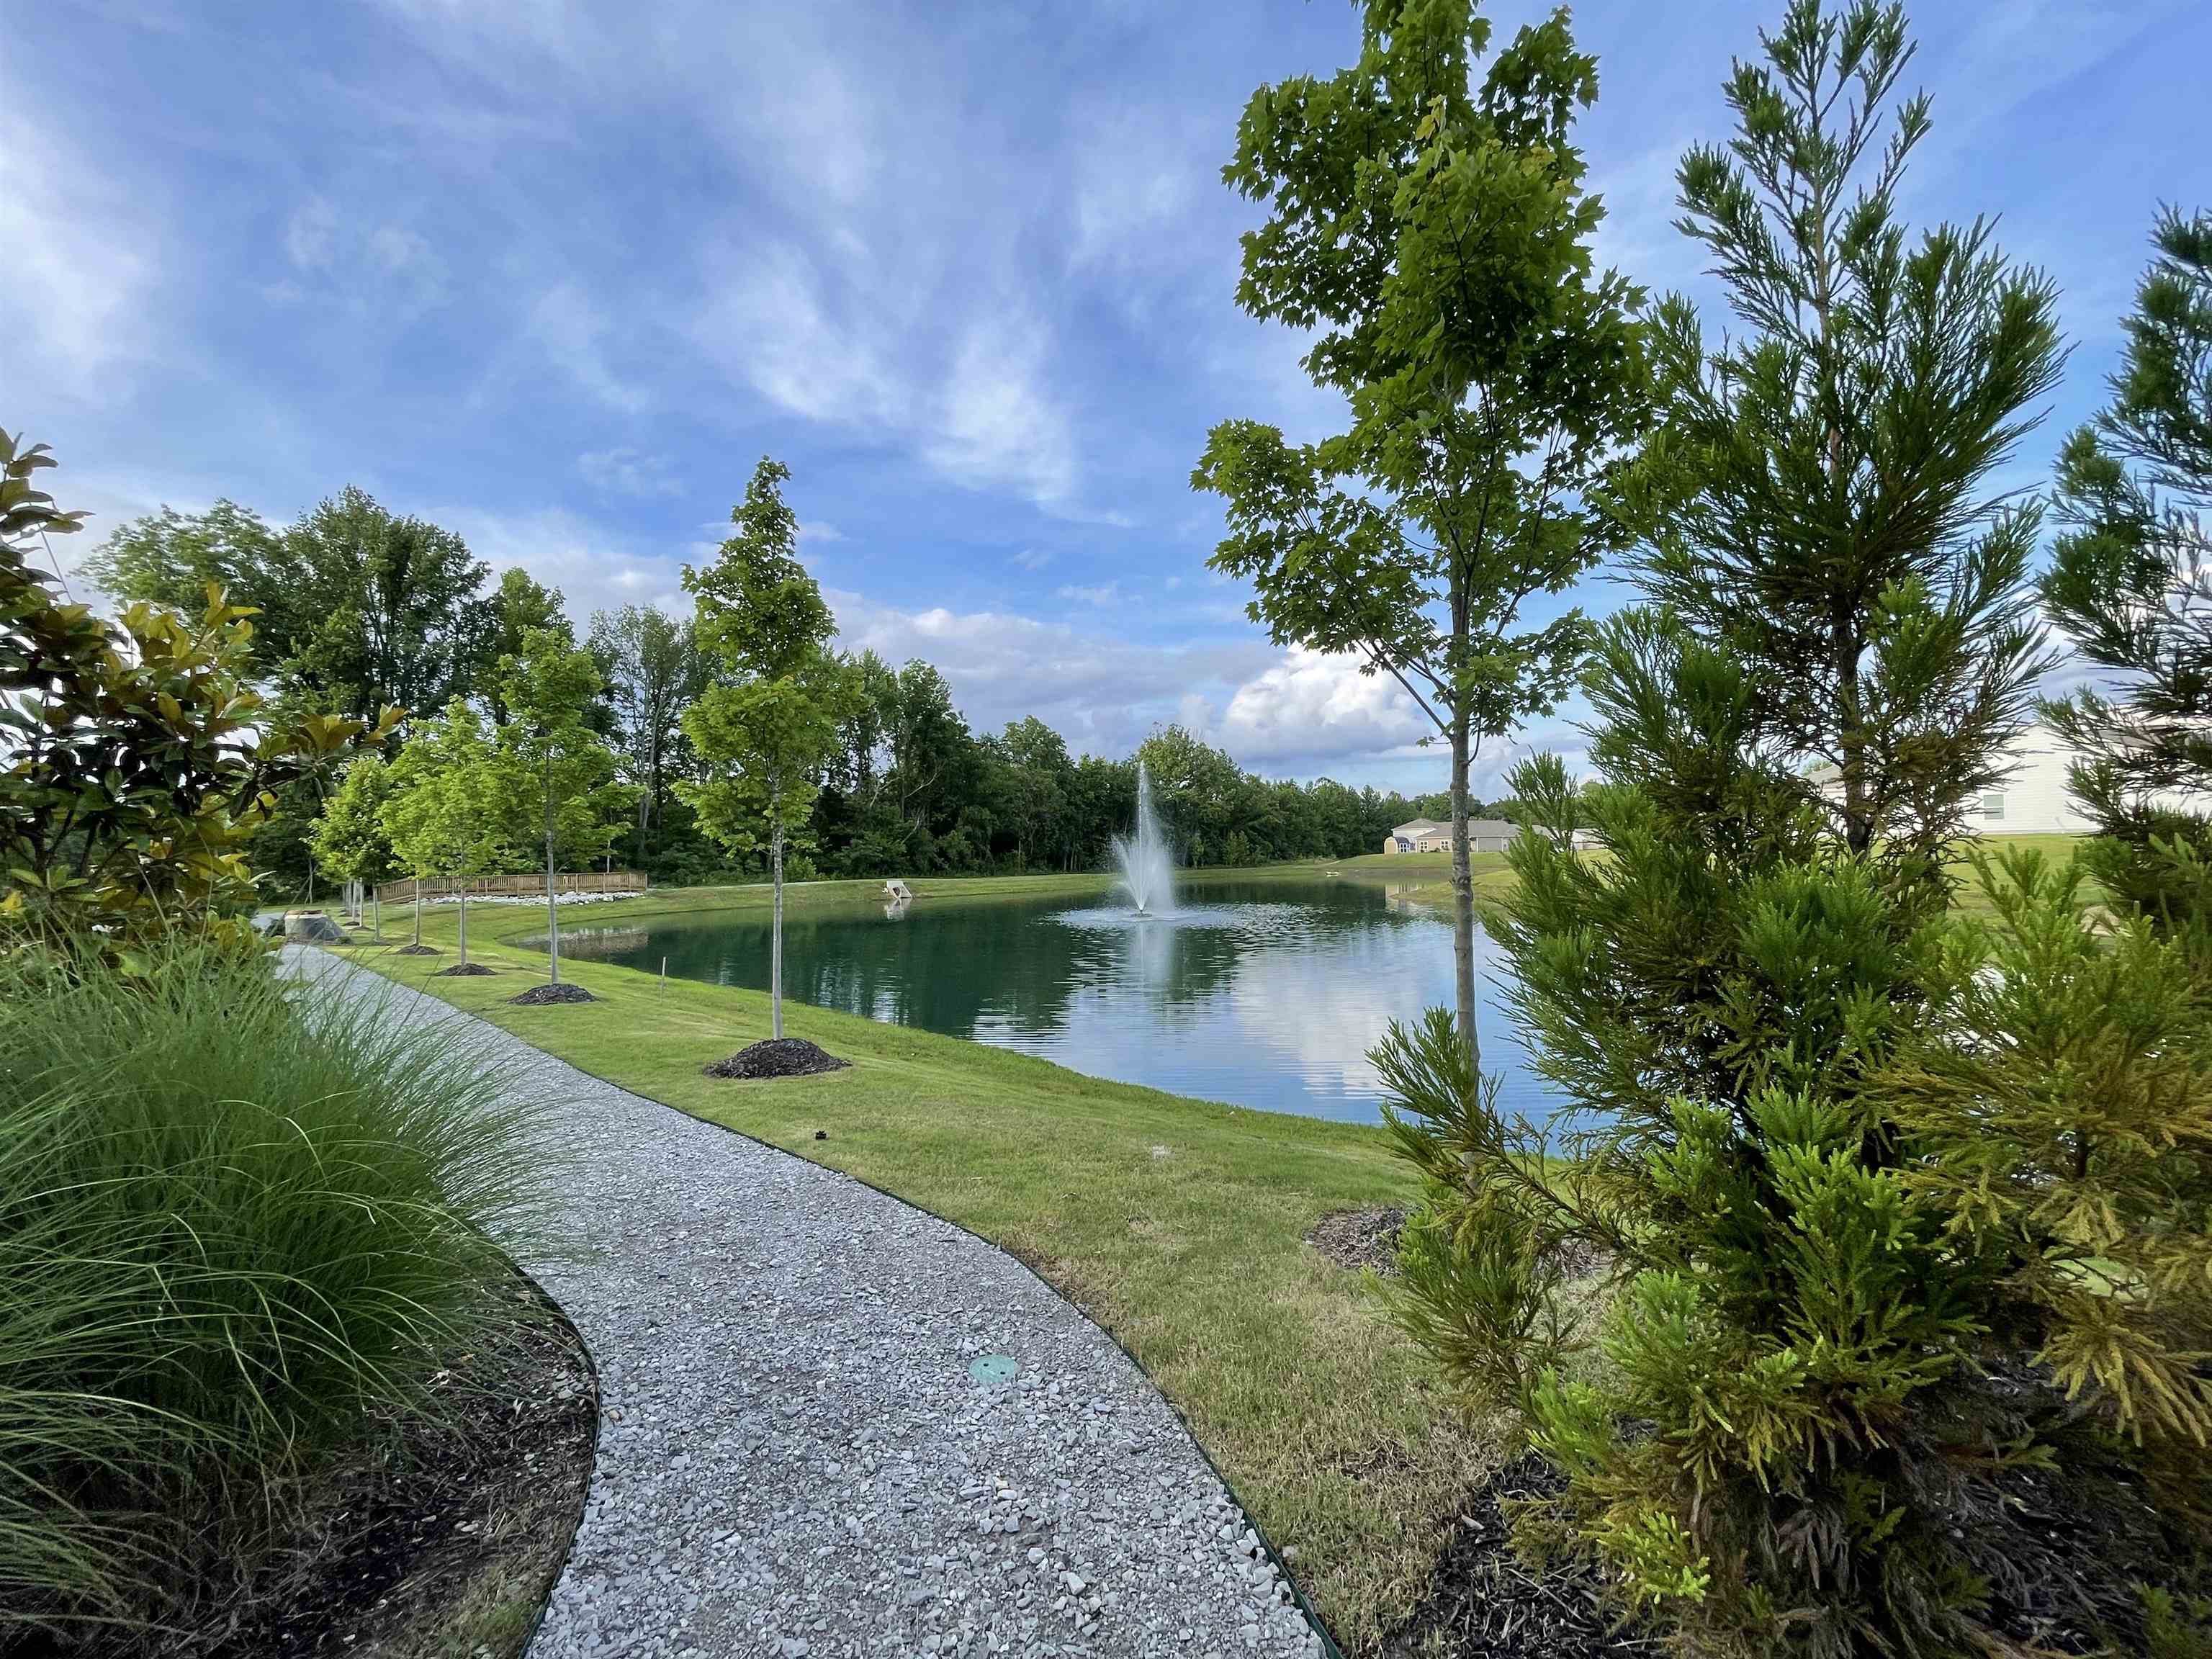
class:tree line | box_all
[81,488,1509,896]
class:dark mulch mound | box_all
[508,983,598,1007]
[703,1037,850,1080]
[431,962,496,978]
[392,943,441,956]
[1307,1205,1407,1276]
[1385,1455,1658,1659]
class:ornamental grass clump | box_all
[0,939,544,1647]
[1373,3,2208,1654]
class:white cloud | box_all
[0,104,153,389]
[1010,548,1053,571]
[431,503,687,623]
[577,446,682,498]
[1221,648,1434,765]
[830,589,1272,758]
[1056,581,1120,608]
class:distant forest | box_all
[80,493,1510,891]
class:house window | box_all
[1981,792,2005,820]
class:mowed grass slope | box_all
[332,881,1483,1653]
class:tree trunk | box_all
[1449,715,1481,1069]
[545,750,561,985]
[770,818,786,1040]
[457,889,469,968]
[412,884,422,947]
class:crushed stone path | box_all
[294,950,1325,1659]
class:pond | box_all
[557,875,1557,1125]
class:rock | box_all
[282,909,347,943]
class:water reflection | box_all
[568,878,1553,1124]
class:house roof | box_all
[1393,817,1517,839]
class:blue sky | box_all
[9,0,2206,794]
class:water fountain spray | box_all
[1112,760,1176,916]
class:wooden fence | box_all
[374,870,649,905]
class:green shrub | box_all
[0,939,544,1645]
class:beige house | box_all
[1804,718,2211,834]
[1382,817,1519,855]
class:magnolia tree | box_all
[379,698,511,966]
[1192,0,1647,1062]
[1,429,390,963]
[497,628,634,986]
[681,459,848,1040]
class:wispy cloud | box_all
[0,102,154,389]
[1056,580,1121,608]
[577,446,682,498]
[527,282,646,413]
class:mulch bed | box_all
[431,963,497,978]
[703,1037,851,1079]
[392,944,441,956]
[508,983,598,1006]
[1384,1455,1658,1659]
[205,1285,596,1659]
[27,1283,601,1659]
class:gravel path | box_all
[295,951,1326,1659]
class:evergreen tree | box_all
[2042,205,2212,938]
[1373,6,2096,1653]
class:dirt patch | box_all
[508,983,598,1007]
[1307,1205,1406,1276]
[1383,1455,1658,1658]
[431,962,497,978]
[392,944,441,957]
[703,1037,851,1080]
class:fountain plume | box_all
[1112,761,1176,915]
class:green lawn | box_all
[328,876,1485,1654]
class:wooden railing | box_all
[374,870,648,905]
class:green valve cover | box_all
[967,1354,1019,1385]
